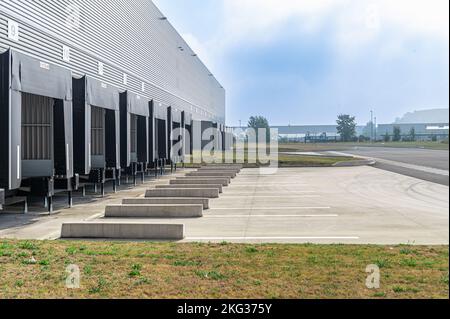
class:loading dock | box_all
[182,111,193,162]
[168,106,183,168]
[201,121,215,150]
[120,91,150,185]
[0,49,74,213]
[73,76,121,197]
[0,189,4,210]
[220,124,226,151]
[149,101,169,176]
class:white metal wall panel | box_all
[0,0,225,123]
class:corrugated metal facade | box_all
[0,0,225,123]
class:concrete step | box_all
[170,178,229,187]
[156,184,223,193]
[203,164,243,169]
[199,167,241,172]
[122,197,210,209]
[176,176,231,184]
[61,222,184,240]
[105,204,203,218]
[146,188,220,199]
[187,171,237,178]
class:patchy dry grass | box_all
[0,240,447,299]
[184,153,355,168]
[277,155,355,167]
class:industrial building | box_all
[270,125,366,143]
[0,1,229,212]
[376,123,449,141]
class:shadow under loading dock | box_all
[73,76,121,197]
[0,49,74,213]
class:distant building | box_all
[377,123,449,141]
[271,125,365,142]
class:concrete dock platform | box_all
[61,222,185,240]
[156,184,223,193]
[123,198,210,209]
[105,204,203,218]
[146,188,220,198]
[171,178,230,187]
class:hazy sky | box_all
[153,0,449,126]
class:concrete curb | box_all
[123,198,210,210]
[105,204,203,218]
[171,179,229,187]
[156,184,223,193]
[61,223,185,240]
[146,188,220,199]
[187,172,237,178]
[176,176,231,184]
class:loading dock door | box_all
[168,107,183,162]
[149,101,169,162]
[183,112,193,156]
[157,119,167,159]
[91,106,106,168]
[21,93,54,177]
[130,113,138,163]
[0,49,73,190]
[73,76,121,174]
[105,109,120,169]
[120,92,150,169]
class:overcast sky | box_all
[154,0,449,126]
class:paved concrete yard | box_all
[0,167,448,244]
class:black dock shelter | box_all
[0,49,74,213]
[149,101,169,176]
[168,106,183,169]
[73,76,121,197]
[0,188,5,211]
[201,121,215,150]
[212,122,223,152]
[119,91,150,185]
[182,111,193,160]
[219,124,226,152]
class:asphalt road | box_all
[338,147,449,186]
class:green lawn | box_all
[0,240,448,299]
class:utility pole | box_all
[374,117,377,142]
[370,110,374,143]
